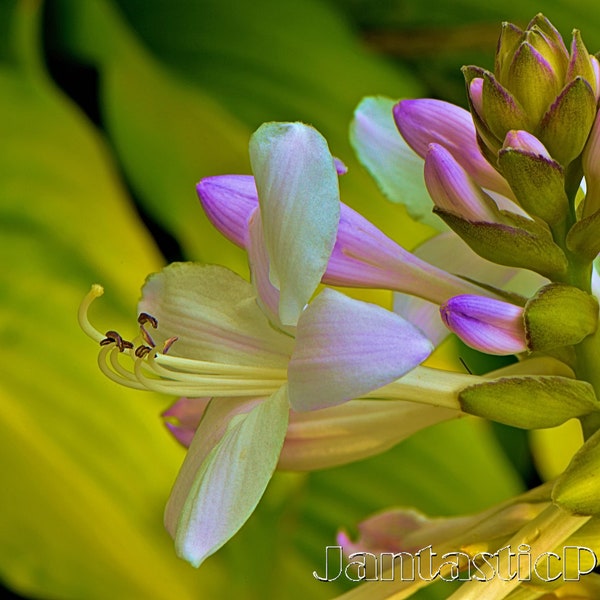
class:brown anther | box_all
[100,330,132,352]
[135,345,153,358]
[162,336,179,355]
[138,312,158,328]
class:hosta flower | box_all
[80,122,461,568]
[334,487,596,599]
[78,9,600,592]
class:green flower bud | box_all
[459,375,599,429]
[524,283,599,352]
[553,428,600,515]
[537,77,597,166]
[434,208,568,279]
[498,131,568,225]
[465,14,599,167]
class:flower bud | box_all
[523,283,598,352]
[582,110,600,218]
[553,428,600,515]
[424,144,501,222]
[498,130,568,225]
[440,295,527,355]
[465,15,599,167]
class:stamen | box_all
[138,312,158,328]
[153,352,287,378]
[139,326,156,347]
[97,345,146,390]
[134,352,285,396]
[138,313,158,347]
[101,330,132,352]
[162,336,179,354]
[78,284,106,343]
[135,345,153,358]
[109,346,140,381]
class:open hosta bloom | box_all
[81,122,479,568]
[80,12,600,596]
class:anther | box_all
[135,345,153,358]
[100,330,132,352]
[162,336,179,354]
[138,312,157,347]
[138,313,158,328]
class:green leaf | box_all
[524,283,599,351]
[459,376,599,429]
[434,209,568,279]
[52,0,434,266]
[0,3,222,598]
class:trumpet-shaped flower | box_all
[80,122,443,568]
[197,173,496,305]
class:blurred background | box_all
[1,0,596,598]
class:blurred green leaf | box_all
[329,1,600,105]
[52,0,434,270]
[0,2,219,598]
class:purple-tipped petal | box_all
[288,289,433,411]
[250,122,340,326]
[424,144,501,222]
[469,78,484,117]
[591,55,600,101]
[440,295,527,355]
[196,175,258,248]
[338,509,433,555]
[393,232,524,346]
[394,98,513,198]
[333,157,348,175]
[582,111,600,217]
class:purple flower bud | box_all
[503,130,552,158]
[424,144,501,222]
[440,295,527,355]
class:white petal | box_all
[250,122,340,326]
[165,389,289,567]
[350,96,442,230]
[279,399,458,470]
[139,263,294,368]
[288,289,433,411]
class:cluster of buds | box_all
[466,14,600,168]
